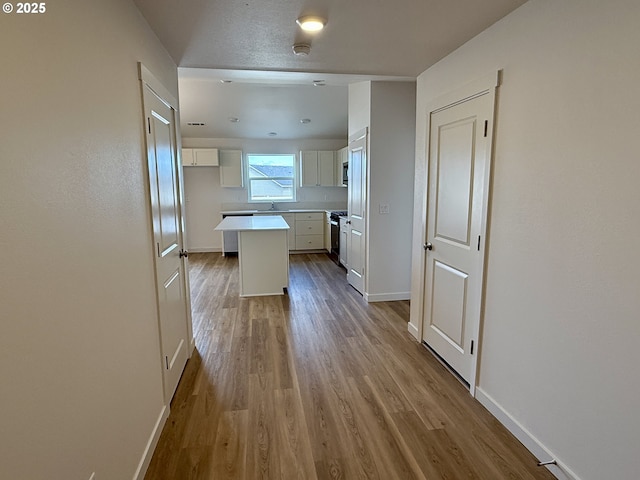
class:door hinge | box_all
[477,235,481,251]
[165,356,169,370]
[147,117,151,134]
[470,340,475,355]
[483,120,488,137]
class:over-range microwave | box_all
[342,162,348,187]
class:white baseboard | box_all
[188,247,221,253]
[132,405,169,480]
[364,291,411,302]
[475,388,581,480]
[407,321,419,340]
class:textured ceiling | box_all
[134,0,527,139]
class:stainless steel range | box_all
[329,211,348,260]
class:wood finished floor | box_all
[145,253,554,480]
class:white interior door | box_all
[142,82,190,402]
[347,130,367,294]
[422,91,494,386]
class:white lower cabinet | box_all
[253,212,295,250]
[295,212,324,250]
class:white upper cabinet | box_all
[300,151,318,187]
[300,150,336,187]
[219,149,243,187]
[182,148,219,166]
[335,146,348,186]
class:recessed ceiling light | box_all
[268,132,278,137]
[296,15,326,32]
[228,117,239,123]
[300,118,311,124]
[292,43,311,56]
[220,80,232,84]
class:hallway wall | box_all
[0,1,178,478]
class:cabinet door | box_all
[193,148,219,166]
[296,220,323,235]
[220,150,243,187]
[334,148,344,186]
[300,151,319,187]
[182,148,195,166]
[318,151,335,186]
[295,234,324,250]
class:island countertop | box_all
[214,215,290,232]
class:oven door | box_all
[330,219,340,256]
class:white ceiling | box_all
[134,0,527,139]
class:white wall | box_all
[182,137,348,251]
[0,1,177,479]
[348,81,416,301]
[409,1,640,479]
[368,82,416,300]
[348,82,371,137]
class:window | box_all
[247,154,296,202]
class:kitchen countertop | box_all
[220,208,331,215]
[214,215,290,232]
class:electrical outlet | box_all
[379,203,390,214]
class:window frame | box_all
[246,153,297,203]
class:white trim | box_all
[416,70,500,395]
[476,388,581,480]
[349,126,368,144]
[364,291,410,302]
[188,247,222,253]
[426,70,500,115]
[407,321,420,340]
[132,405,169,480]
[138,63,178,110]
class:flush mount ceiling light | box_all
[296,15,326,32]
[292,43,311,56]
[268,132,278,137]
[313,80,326,87]
[228,117,239,123]
[300,118,311,124]
[220,79,232,84]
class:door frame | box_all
[138,63,194,396]
[346,127,368,295]
[416,71,500,396]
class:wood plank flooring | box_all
[144,253,554,480]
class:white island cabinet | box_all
[214,215,289,297]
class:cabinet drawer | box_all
[295,212,323,221]
[295,220,323,235]
[295,234,324,250]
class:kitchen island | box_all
[214,215,290,297]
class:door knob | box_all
[423,242,433,251]
[179,249,189,258]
